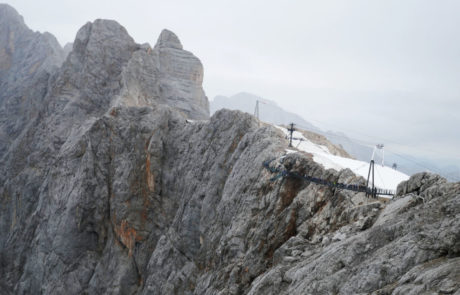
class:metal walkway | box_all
[262,158,395,198]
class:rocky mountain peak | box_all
[0,3,25,27]
[1,5,458,295]
[0,3,64,82]
[59,20,209,120]
[154,28,183,50]
[72,19,137,63]
[0,4,66,159]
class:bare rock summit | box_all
[0,5,458,295]
[155,29,183,50]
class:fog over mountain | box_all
[211,93,319,131]
[211,92,460,181]
[1,3,459,295]
[4,0,460,173]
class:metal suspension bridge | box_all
[262,157,395,199]
[266,121,393,198]
[253,99,457,183]
[256,111,393,197]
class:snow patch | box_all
[276,125,409,191]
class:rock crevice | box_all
[0,5,459,295]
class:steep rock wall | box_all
[0,5,459,295]
[0,4,65,159]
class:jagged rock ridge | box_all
[0,4,459,294]
[0,4,66,159]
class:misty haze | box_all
[1,1,459,294]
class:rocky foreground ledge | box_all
[0,4,459,294]
[2,106,459,295]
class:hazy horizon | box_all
[4,0,460,170]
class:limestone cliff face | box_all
[0,4,65,85]
[115,29,209,119]
[0,4,65,159]
[1,5,459,295]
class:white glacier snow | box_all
[275,126,410,192]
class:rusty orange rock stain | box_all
[115,219,137,256]
[146,153,155,192]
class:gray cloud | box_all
[5,0,460,166]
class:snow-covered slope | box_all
[276,126,409,192]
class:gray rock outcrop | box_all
[113,28,209,119]
[0,4,66,159]
[151,29,209,119]
[1,5,459,295]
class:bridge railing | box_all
[262,159,395,198]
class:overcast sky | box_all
[5,0,460,167]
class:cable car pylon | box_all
[366,144,384,198]
[287,123,295,147]
[254,99,267,126]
